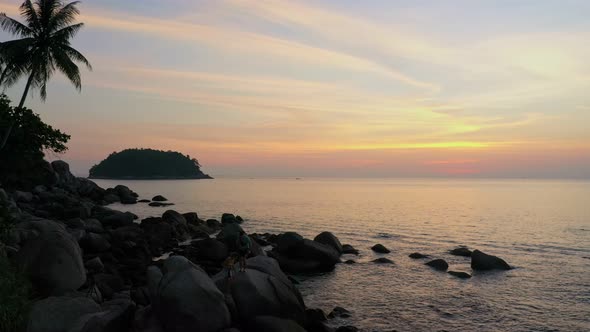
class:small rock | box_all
[235,215,244,223]
[328,306,351,319]
[137,199,151,203]
[14,190,34,202]
[409,252,429,259]
[336,326,359,332]
[471,250,511,271]
[342,244,359,255]
[344,260,356,264]
[314,231,343,254]
[80,232,111,253]
[152,195,168,202]
[371,244,390,253]
[85,257,104,272]
[425,259,449,271]
[448,271,472,279]
[372,257,394,264]
[148,201,174,207]
[450,247,472,257]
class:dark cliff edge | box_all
[88,148,213,180]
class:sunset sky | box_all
[1,0,589,178]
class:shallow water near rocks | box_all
[96,178,590,332]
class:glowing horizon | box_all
[0,0,589,178]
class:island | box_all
[88,148,213,179]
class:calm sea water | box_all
[95,178,590,332]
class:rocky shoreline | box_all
[0,160,512,332]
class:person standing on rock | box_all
[237,231,252,272]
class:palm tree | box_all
[0,0,91,149]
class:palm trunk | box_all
[0,71,35,150]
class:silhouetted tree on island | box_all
[89,149,212,179]
[0,0,91,149]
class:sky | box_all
[1,0,589,178]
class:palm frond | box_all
[19,0,40,32]
[59,44,91,70]
[37,0,62,28]
[51,22,83,43]
[49,1,80,32]
[0,13,33,37]
[52,47,81,90]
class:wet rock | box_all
[371,243,390,253]
[119,195,137,205]
[448,271,472,279]
[314,231,343,254]
[328,306,351,319]
[276,232,304,253]
[471,249,511,270]
[372,257,394,264]
[336,326,359,332]
[450,247,472,257]
[137,199,151,203]
[148,256,231,332]
[409,252,429,259]
[270,239,340,273]
[425,259,449,271]
[152,195,168,202]
[148,201,174,207]
[341,244,359,255]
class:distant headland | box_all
[88,148,213,179]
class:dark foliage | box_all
[0,94,69,188]
[89,148,212,179]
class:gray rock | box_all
[471,250,511,270]
[425,259,449,271]
[76,297,136,332]
[84,219,105,233]
[276,232,304,254]
[27,295,101,332]
[190,238,229,261]
[85,257,104,272]
[101,211,135,228]
[13,220,86,296]
[371,243,390,253]
[214,256,305,325]
[80,232,111,253]
[104,193,120,204]
[182,212,200,225]
[270,239,340,273]
[14,190,33,202]
[328,306,351,318]
[149,256,231,332]
[52,160,76,185]
[162,210,187,225]
[314,231,343,254]
[245,316,306,332]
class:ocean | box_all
[94,178,590,332]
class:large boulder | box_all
[270,239,340,274]
[51,160,76,186]
[148,256,231,332]
[79,232,111,253]
[471,250,511,271]
[313,232,343,254]
[98,210,135,229]
[276,232,304,253]
[244,316,306,332]
[190,238,229,262]
[12,219,86,296]
[28,294,136,332]
[214,256,305,325]
[162,210,187,225]
[27,295,101,332]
